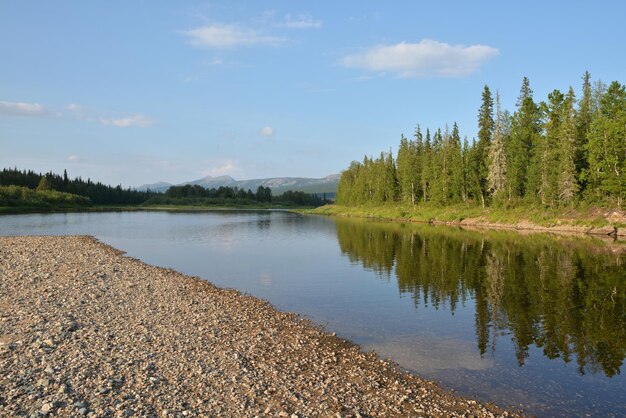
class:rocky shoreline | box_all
[0,236,516,417]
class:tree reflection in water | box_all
[335,218,625,378]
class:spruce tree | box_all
[488,91,507,200]
[413,125,424,203]
[449,122,464,202]
[535,90,564,206]
[508,77,541,201]
[474,85,494,207]
[558,87,579,204]
[576,71,592,190]
[587,81,626,206]
[422,129,432,203]
[462,137,470,202]
[396,135,412,204]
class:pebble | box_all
[0,236,516,418]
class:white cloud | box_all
[259,126,274,137]
[0,100,47,117]
[279,14,322,29]
[204,159,240,177]
[182,24,283,48]
[67,155,80,162]
[342,39,499,78]
[100,114,155,128]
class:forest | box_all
[0,168,327,208]
[336,73,626,209]
[144,184,327,207]
[0,168,155,205]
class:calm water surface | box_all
[1,211,624,417]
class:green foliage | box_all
[0,185,91,208]
[150,184,325,207]
[487,92,508,200]
[36,176,52,191]
[586,81,626,206]
[336,73,625,211]
[0,168,155,205]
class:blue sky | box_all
[2,1,625,187]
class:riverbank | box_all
[0,204,315,215]
[309,204,626,236]
[0,236,514,417]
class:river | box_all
[1,210,624,417]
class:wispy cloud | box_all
[100,114,155,128]
[259,126,274,137]
[342,39,499,78]
[203,158,240,177]
[182,24,283,49]
[0,100,48,117]
[67,155,80,162]
[278,13,321,29]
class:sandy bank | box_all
[0,236,516,417]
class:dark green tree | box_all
[473,85,494,207]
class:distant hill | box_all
[137,174,339,195]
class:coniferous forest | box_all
[0,168,327,209]
[336,73,626,209]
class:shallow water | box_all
[1,210,624,417]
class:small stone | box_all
[41,403,54,413]
[43,339,54,347]
[45,366,54,374]
[78,408,88,415]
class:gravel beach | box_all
[0,236,515,417]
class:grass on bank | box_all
[307,203,626,229]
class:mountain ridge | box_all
[137,174,339,195]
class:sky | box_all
[2,1,626,187]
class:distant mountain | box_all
[137,181,173,192]
[137,174,339,195]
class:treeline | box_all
[0,168,155,205]
[146,184,327,207]
[337,73,626,208]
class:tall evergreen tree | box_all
[587,81,626,206]
[576,71,592,190]
[488,91,507,199]
[473,85,494,207]
[449,123,464,202]
[384,150,399,202]
[462,137,470,202]
[534,90,564,206]
[430,128,446,205]
[396,134,418,204]
[558,87,579,204]
[422,129,432,202]
[507,77,541,201]
[413,125,424,203]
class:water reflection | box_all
[335,218,626,378]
